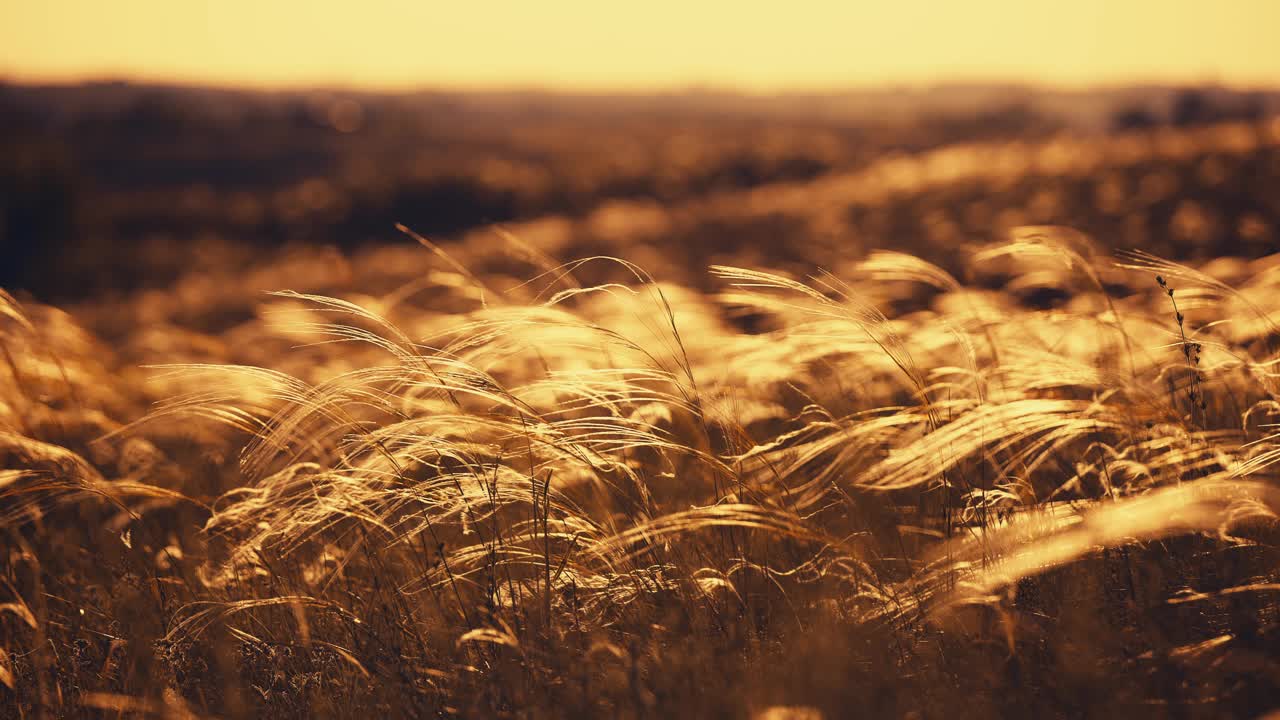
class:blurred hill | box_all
[2,80,1277,299]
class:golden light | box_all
[2,0,1278,90]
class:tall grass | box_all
[2,231,1280,717]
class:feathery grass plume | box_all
[977,226,1137,375]
[1118,249,1280,335]
[164,595,363,644]
[899,479,1280,620]
[0,431,195,526]
[711,264,932,410]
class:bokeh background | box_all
[3,1,1278,300]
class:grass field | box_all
[3,97,1280,718]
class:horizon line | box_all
[5,72,1279,97]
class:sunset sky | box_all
[3,1,1277,91]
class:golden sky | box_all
[2,1,1277,91]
